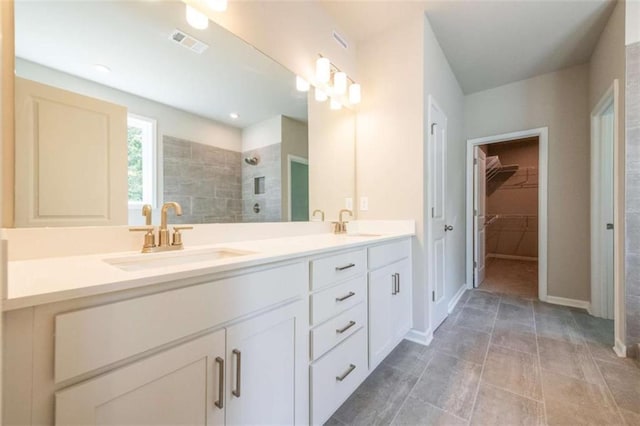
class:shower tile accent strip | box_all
[626,41,640,357]
[163,136,242,224]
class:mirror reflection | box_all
[14,0,317,226]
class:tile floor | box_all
[480,258,538,299]
[326,290,640,426]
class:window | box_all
[127,114,156,207]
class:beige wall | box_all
[465,64,591,301]
[308,93,355,223]
[356,14,465,334]
[281,117,308,219]
[1,0,13,228]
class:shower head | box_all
[244,156,259,165]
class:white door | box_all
[600,103,615,319]
[474,147,487,287]
[55,330,225,425]
[429,99,449,330]
[15,77,128,227]
[225,301,306,426]
[391,258,412,342]
[368,263,394,369]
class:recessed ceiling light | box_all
[94,64,111,73]
[230,112,239,119]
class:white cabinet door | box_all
[55,330,225,426]
[368,263,395,369]
[225,300,307,426]
[391,258,412,342]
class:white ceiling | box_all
[15,1,308,129]
[320,0,617,94]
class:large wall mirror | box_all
[12,0,355,227]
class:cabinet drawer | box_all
[368,238,410,270]
[311,302,365,360]
[310,328,368,425]
[310,275,366,325]
[55,262,307,384]
[310,249,366,291]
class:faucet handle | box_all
[172,226,193,247]
[129,226,156,250]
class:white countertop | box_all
[4,231,414,311]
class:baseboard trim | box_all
[545,295,591,311]
[448,284,467,313]
[487,253,538,262]
[614,339,628,358]
[405,328,433,346]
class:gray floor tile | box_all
[545,398,625,426]
[410,352,483,420]
[501,294,535,309]
[541,369,618,411]
[491,328,538,354]
[470,383,544,426]
[533,301,576,320]
[466,291,501,313]
[482,344,542,400]
[595,359,640,414]
[620,408,640,426]
[434,313,460,335]
[332,363,418,425]
[534,314,584,344]
[454,306,497,334]
[383,339,433,378]
[392,396,467,426]
[497,302,534,325]
[431,326,491,365]
[494,317,536,334]
[537,336,604,385]
[323,416,345,426]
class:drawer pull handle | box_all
[232,349,241,398]
[391,274,397,295]
[336,364,356,381]
[335,291,356,302]
[395,273,401,293]
[335,263,356,271]
[336,320,356,334]
[215,356,224,409]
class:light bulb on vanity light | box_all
[330,98,342,110]
[296,76,310,92]
[314,88,328,102]
[349,83,361,105]
[186,4,209,30]
[316,57,331,84]
[333,72,347,95]
[206,0,227,12]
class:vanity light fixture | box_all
[314,88,328,102]
[316,57,331,84]
[296,76,310,92]
[206,0,227,12]
[333,71,347,95]
[330,98,342,110]
[348,83,361,105]
[93,64,111,73]
[229,112,239,119]
[186,4,209,30]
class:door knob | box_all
[444,225,454,232]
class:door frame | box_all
[590,79,625,355]
[286,154,309,221]
[465,127,549,301]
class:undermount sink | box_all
[104,247,256,272]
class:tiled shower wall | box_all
[626,42,640,356]
[163,136,242,223]
[241,143,282,222]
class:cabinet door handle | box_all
[232,349,241,398]
[335,263,356,271]
[336,364,356,381]
[215,356,224,409]
[336,320,356,334]
[335,291,355,302]
[395,273,400,293]
[391,274,397,295]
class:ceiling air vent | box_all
[169,29,209,54]
[332,30,348,50]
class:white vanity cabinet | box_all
[368,239,413,369]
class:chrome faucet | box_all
[312,209,325,222]
[332,209,353,234]
[130,202,192,253]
